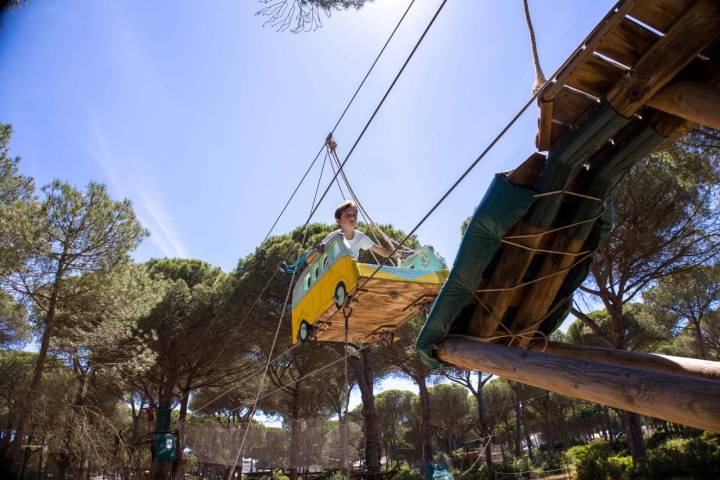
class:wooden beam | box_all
[645,80,720,131]
[540,0,640,102]
[530,341,720,381]
[437,337,720,432]
[606,0,720,117]
[536,99,554,151]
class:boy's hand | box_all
[315,243,325,254]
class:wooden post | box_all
[529,341,720,381]
[645,80,720,131]
[436,337,720,432]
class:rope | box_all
[325,137,411,265]
[303,0,449,228]
[522,0,546,95]
[342,299,352,479]
[475,252,592,294]
[503,209,605,240]
[261,0,417,245]
[209,0,605,445]
[192,0,435,423]
[500,239,591,257]
[226,144,329,480]
[532,189,603,202]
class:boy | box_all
[320,200,395,260]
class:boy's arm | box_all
[370,244,395,258]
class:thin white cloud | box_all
[137,191,189,258]
[86,120,188,259]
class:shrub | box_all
[261,470,289,480]
[392,463,424,480]
[566,432,720,480]
[605,455,633,480]
[638,433,720,479]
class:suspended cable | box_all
[260,0,417,245]
[303,0,449,229]
[326,138,410,256]
[226,144,330,480]
[199,0,603,435]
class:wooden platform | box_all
[314,276,440,344]
[468,0,720,344]
[537,0,720,151]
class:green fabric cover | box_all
[415,177,614,368]
[415,174,536,367]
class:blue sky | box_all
[0,0,616,270]
[0,0,616,411]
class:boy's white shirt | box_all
[321,229,374,259]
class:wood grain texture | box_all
[313,277,440,344]
[567,55,626,98]
[627,0,695,34]
[646,80,720,131]
[595,17,658,68]
[437,338,720,432]
[532,341,720,381]
[541,0,639,102]
[607,0,720,117]
[537,100,554,151]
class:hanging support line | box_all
[261,0,417,245]
[342,297,352,479]
[226,140,331,480]
[326,134,412,258]
[202,0,604,429]
[302,0,449,231]
[191,152,331,386]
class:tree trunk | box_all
[502,417,512,461]
[174,387,191,480]
[604,406,613,441]
[349,350,380,473]
[520,402,534,462]
[57,461,67,480]
[692,318,708,359]
[289,387,301,480]
[153,374,176,480]
[37,437,45,480]
[609,305,646,461]
[543,411,553,453]
[513,404,522,457]
[625,411,646,460]
[474,374,493,472]
[417,376,433,470]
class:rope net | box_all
[185,418,364,477]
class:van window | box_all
[329,241,340,260]
[304,274,311,290]
[322,255,329,271]
[313,265,320,280]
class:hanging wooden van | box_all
[291,232,448,345]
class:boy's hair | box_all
[334,200,358,220]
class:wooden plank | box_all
[467,224,545,338]
[552,87,597,126]
[595,17,658,68]
[548,124,570,148]
[313,277,440,343]
[646,80,720,131]
[607,0,720,117]
[536,99,554,151]
[627,0,695,34]
[437,338,720,433]
[531,341,720,381]
[541,0,640,102]
[506,153,546,187]
[567,55,626,98]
